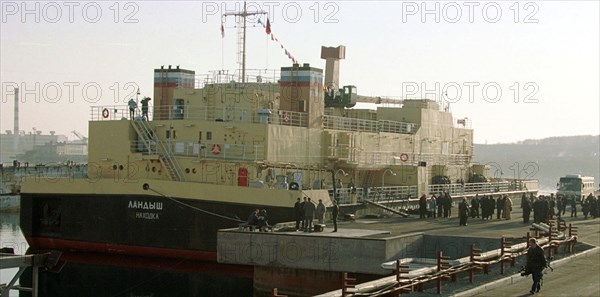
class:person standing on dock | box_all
[570,195,578,217]
[303,197,316,232]
[471,194,480,218]
[523,194,532,223]
[299,197,307,230]
[419,194,427,219]
[294,198,303,231]
[458,198,469,226]
[331,199,339,232]
[429,194,437,219]
[582,197,590,219]
[436,194,443,218]
[503,195,513,220]
[316,199,326,224]
[588,194,598,218]
[525,238,547,294]
[496,195,504,220]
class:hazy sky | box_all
[1,1,598,144]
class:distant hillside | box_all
[473,135,600,193]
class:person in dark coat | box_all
[247,209,259,227]
[471,194,480,218]
[496,196,504,219]
[533,196,543,223]
[570,195,577,217]
[257,209,269,232]
[524,238,547,294]
[331,199,339,232]
[556,195,563,219]
[446,192,453,217]
[582,197,590,220]
[140,97,151,120]
[419,194,427,219]
[523,195,532,223]
[458,198,470,226]
[436,194,443,218]
[303,197,316,232]
[294,198,303,230]
[588,194,598,218]
[442,192,451,218]
[299,197,307,229]
[541,196,550,223]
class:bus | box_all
[557,175,595,202]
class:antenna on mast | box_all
[222,1,267,83]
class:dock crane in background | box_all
[71,130,88,144]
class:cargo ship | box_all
[20,16,538,261]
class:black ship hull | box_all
[20,193,295,261]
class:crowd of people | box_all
[416,191,599,226]
[245,197,340,233]
[245,190,599,233]
[294,197,338,232]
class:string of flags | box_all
[220,18,298,64]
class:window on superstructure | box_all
[207,132,212,140]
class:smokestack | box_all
[14,88,19,135]
[320,46,346,89]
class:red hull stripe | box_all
[27,237,217,262]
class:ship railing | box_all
[322,115,418,134]
[342,151,470,166]
[195,69,281,87]
[415,153,471,166]
[92,105,309,127]
[428,181,512,197]
[131,141,265,162]
[332,186,418,205]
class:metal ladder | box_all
[131,120,185,182]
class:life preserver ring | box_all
[211,144,221,155]
[400,153,409,162]
[102,108,109,118]
[283,112,289,123]
[289,182,300,190]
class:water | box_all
[0,211,28,297]
[0,205,253,297]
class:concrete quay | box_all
[217,197,600,296]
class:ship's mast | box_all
[223,2,266,83]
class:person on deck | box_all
[141,97,151,120]
[128,98,137,120]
